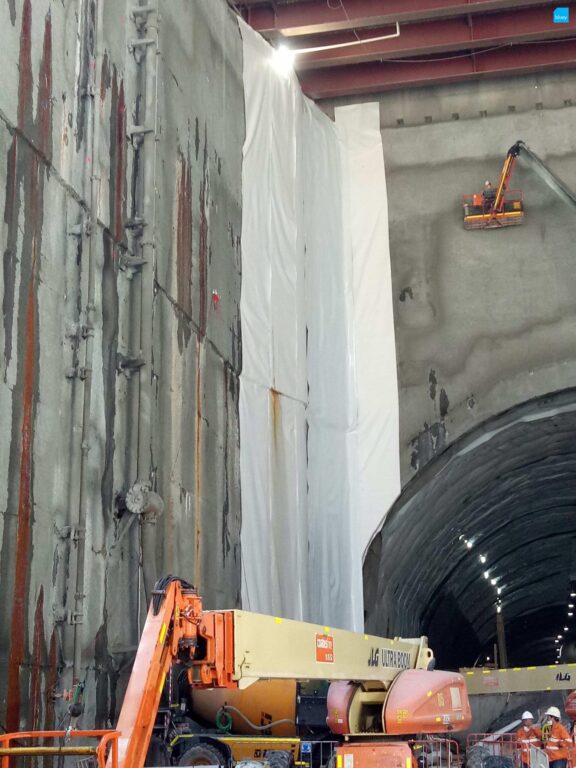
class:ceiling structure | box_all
[363,389,576,669]
[231,1,576,99]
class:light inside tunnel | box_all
[363,389,576,669]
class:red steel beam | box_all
[298,40,576,99]
[239,0,555,37]
[294,7,574,70]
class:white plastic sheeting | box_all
[335,104,402,557]
[239,21,400,630]
[239,23,309,621]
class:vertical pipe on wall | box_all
[135,0,160,609]
[72,0,103,684]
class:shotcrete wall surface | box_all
[0,0,242,731]
[378,74,576,483]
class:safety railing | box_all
[462,189,523,209]
[529,746,549,768]
[0,730,119,768]
[299,740,338,768]
[467,733,521,768]
[411,738,462,768]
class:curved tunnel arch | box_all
[364,388,576,669]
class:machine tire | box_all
[178,743,228,767]
[265,750,294,768]
[145,736,170,767]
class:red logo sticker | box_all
[316,634,334,663]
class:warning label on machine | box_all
[316,634,334,663]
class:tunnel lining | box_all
[364,388,576,668]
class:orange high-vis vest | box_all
[516,725,542,763]
[544,721,571,761]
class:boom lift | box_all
[462,140,576,230]
[0,577,472,768]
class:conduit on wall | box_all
[239,21,400,630]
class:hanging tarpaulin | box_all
[239,22,309,621]
[335,103,402,557]
[239,19,400,630]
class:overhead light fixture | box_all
[484,571,490,579]
[570,604,575,609]
[497,587,502,595]
[569,613,574,617]
[271,22,401,74]
[571,592,576,597]
[496,605,501,614]
[555,639,559,643]
[558,635,563,639]
[466,540,473,549]
[271,44,296,75]
[491,578,498,586]
[480,555,487,564]
[564,627,569,632]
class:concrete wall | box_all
[0,0,242,730]
[377,73,576,483]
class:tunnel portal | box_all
[364,389,576,669]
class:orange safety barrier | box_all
[0,729,119,768]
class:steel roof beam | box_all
[238,0,553,37]
[294,7,574,70]
[299,40,576,99]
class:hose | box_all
[152,575,195,615]
[216,705,295,732]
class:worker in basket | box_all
[542,706,571,768]
[515,711,542,768]
[482,180,496,207]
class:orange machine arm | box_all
[492,141,522,213]
[109,578,236,768]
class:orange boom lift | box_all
[0,577,472,768]
[463,139,576,230]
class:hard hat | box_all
[546,706,561,719]
[522,711,534,720]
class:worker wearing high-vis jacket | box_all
[542,706,571,768]
[516,711,542,768]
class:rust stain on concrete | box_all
[29,586,45,731]
[37,11,52,159]
[100,50,110,101]
[198,126,209,338]
[4,0,52,732]
[194,339,203,589]
[111,69,126,245]
[6,243,38,732]
[176,151,193,351]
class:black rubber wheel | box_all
[178,743,228,767]
[145,736,170,767]
[265,751,294,768]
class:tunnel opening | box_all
[364,388,576,670]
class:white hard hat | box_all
[546,706,561,719]
[522,712,534,720]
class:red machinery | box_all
[0,577,472,768]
